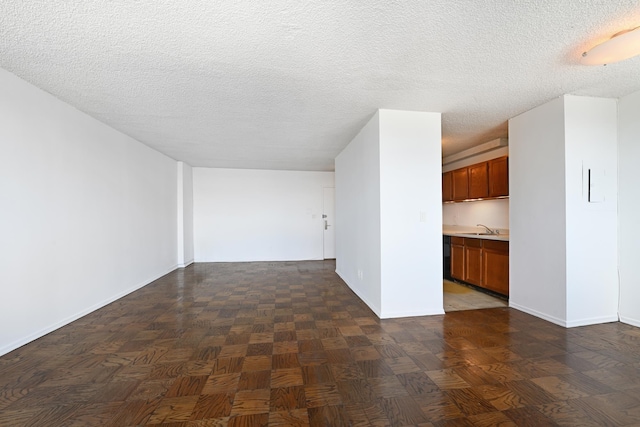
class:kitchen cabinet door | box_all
[468,162,489,199]
[463,238,482,286]
[452,168,469,201]
[450,237,465,280]
[489,156,509,197]
[483,240,509,296]
[442,171,453,202]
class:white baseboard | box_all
[510,302,619,328]
[565,315,619,328]
[619,315,640,328]
[178,259,195,268]
[0,264,178,357]
[509,302,568,327]
[335,269,382,318]
[380,308,445,319]
[335,269,445,319]
[194,256,325,263]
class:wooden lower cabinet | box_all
[482,240,509,295]
[449,237,509,296]
[450,237,465,280]
[463,239,482,286]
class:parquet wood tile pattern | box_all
[1,260,640,426]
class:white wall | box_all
[442,199,509,230]
[193,168,334,262]
[335,113,382,314]
[336,109,443,318]
[0,68,178,356]
[618,89,640,327]
[509,96,567,325]
[509,95,619,327]
[177,161,194,267]
[563,96,618,326]
[378,110,443,318]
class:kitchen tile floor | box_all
[443,280,508,312]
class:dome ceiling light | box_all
[581,26,640,65]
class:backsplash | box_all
[442,198,509,229]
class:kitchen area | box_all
[441,138,510,311]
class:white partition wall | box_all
[618,89,640,327]
[509,97,570,324]
[335,112,383,313]
[0,68,179,356]
[563,96,618,326]
[335,109,443,318]
[509,95,618,327]
[379,110,443,317]
[177,161,195,268]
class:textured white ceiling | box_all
[2,1,640,171]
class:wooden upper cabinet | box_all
[442,171,453,202]
[442,156,508,203]
[489,156,509,197]
[452,168,469,201]
[468,162,489,199]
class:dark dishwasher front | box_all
[443,235,452,280]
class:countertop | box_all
[443,225,509,241]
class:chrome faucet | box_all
[477,224,499,235]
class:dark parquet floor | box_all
[1,261,640,426]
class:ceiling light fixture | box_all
[581,26,640,65]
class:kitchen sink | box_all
[448,231,505,237]
[462,232,497,235]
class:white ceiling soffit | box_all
[1,1,640,171]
